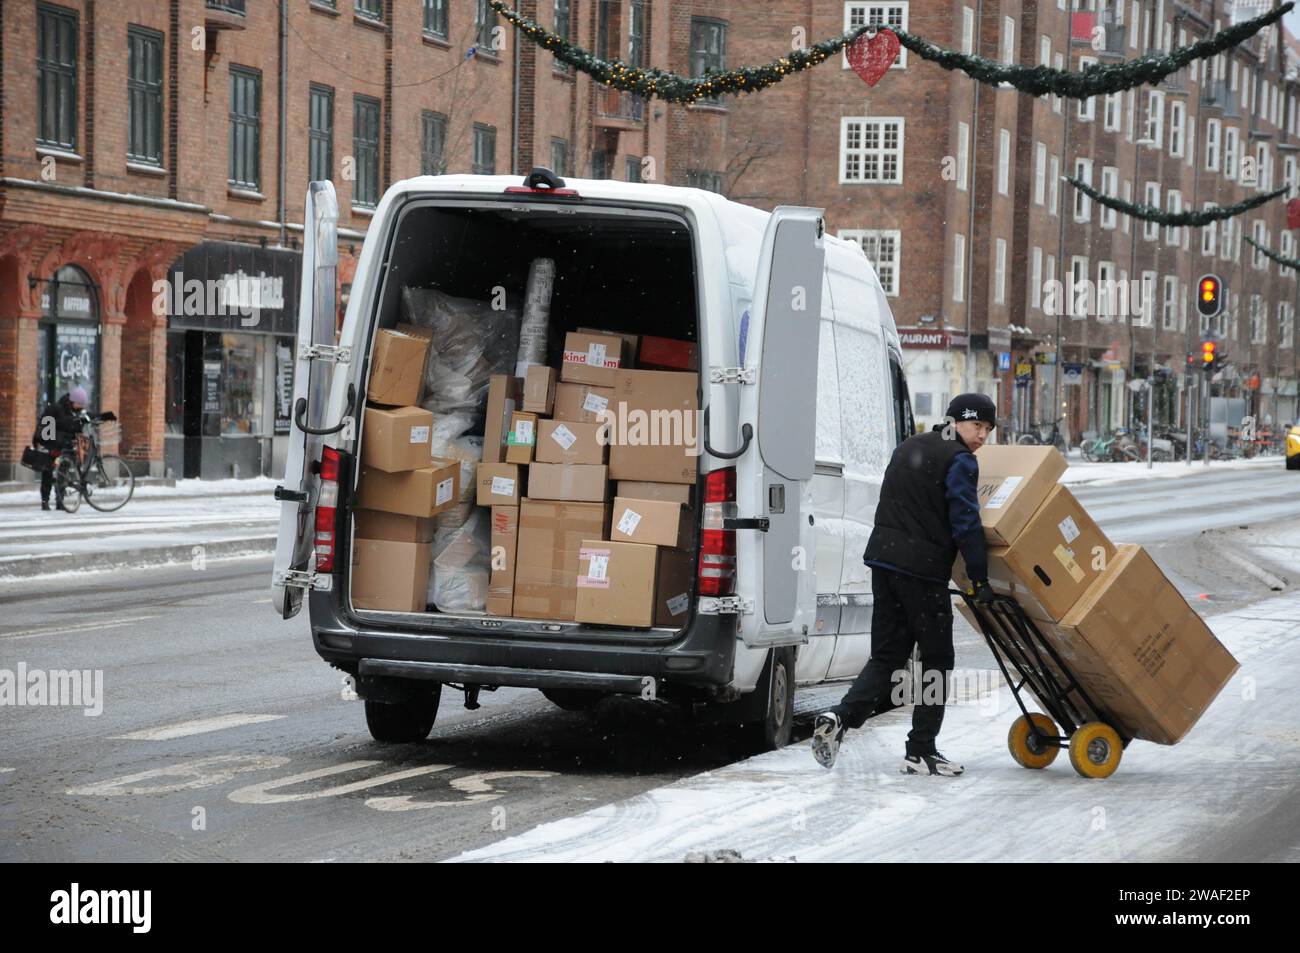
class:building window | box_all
[994,238,1007,305]
[1053,53,1063,113]
[1143,182,1160,240]
[355,0,382,21]
[997,128,1010,196]
[1040,35,1050,67]
[37,3,79,150]
[1202,206,1217,256]
[228,66,261,190]
[1165,190,1181,246]
[840,229,900,297]
[423,0,448,38]
[1125,88,1135,140]
[1078,57,1097,121]
[127,26,163,166]
[953,234,965,303]
[1282,231,1295,277]
[628,1,646,65]
[1169,100,1185,157]
[1280,302,1293,348]
[1224,126,1238,179]
[690,18,728,104]
[1097,261,1117,320]
[475,0,495,50]
[1285,155,1297,198]
[1145,91,1164,147]
[1252,221,1267,269]
[840,117,904,183]
[626,154,641,182]
[846,4,909,69]
[472,123,496,175]
[550,137,568,177]
[685,169,724,192]
[956,121,969,191]
[1031,246,1042,309]
[1100,166,1118,229]
[1074,158,1092,222]
[1205,118,1220,171]
[1001,15,1015,65]
[1049,155,1059,215]
[1034,142,1046,205]
[1250,295,1266,344]
[308,85,333,182]
[1221,217,1236,263]
[962,7,974,54]
[1139,271,1155,326]
[553,0,572,71]
[352,94,380,208]
[1122,180,1132,233]
[1162,276,1178,330]
[421,110,446,175]
[1104,92,1122,131]
[1070,256,1088,317]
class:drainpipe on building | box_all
[512,2,521,175]
[278,0,288,248]
[962,0,984,395]
[1053,20,1074,437]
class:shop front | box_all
[36,264,101,419]
[897,326,970,433]
[164,242,300,480]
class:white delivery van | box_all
[272,169,915,748]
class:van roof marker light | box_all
[504,166,581,198]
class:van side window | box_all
[816,318,844,463]
[834,324,890,474]
[889,354,915,445]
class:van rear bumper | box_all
[308,590,738,693]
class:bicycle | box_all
[1016,416,1069,454]
[52,412,135,513]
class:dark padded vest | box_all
[863,427,973,582]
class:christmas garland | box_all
[488,0,1291,104]
[1066,176,1286,227]
[1245,235,1300,271]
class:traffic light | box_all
[1201,339,1217,372]
[1197,274,1223,318]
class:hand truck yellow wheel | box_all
[1007,712,1060,769]
[1068,722,1124,778]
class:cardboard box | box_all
[487,505,519,616]
[360,405,434,473]
[654,547,695,628]
[607,370,700,485]
[973,445,1069,546]
[366,329,430,407]
[577,327,639,367]
[536,419,608,465]
[353,509,436,544]
[522,365,557,415]
[560,331,625,386]
[616,481,694,505]
[610,496,688,549]
[351,538,431,612]
[955,484,1117,623]
[553,381,614,424]
[356,457,460,518]
[638,334,698,371]
[504,411,538,465]
[527,463,609,502]
[513,500,610,620]
[575,539,658,628]
[482,375,523,464]
[476,462,522,506]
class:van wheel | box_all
[741,648,796,752]
[541,688,605,712]
[364,687,440,743]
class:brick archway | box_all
[120,243,184,476]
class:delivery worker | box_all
[812,393,997,776]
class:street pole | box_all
[1146,376,1154,468]
[1186,361,1193,467]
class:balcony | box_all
[205,0,246,30]
[594,88,646,128]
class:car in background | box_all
[1287,423,1300,470]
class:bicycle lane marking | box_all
[110,713,286,741]
[0,614,159,641]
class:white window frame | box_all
[1282,231,1294,278]
[1126,89,1135,141]
[1143,182,1160,241]
[1122,180,1132,233]
[1104,92,1122,132]
[1169,100,1185,157]
[962,6,974,55]
[1034,141,1046,205]
[1165,190,1181,246]
[1280,302,1294,349]
[1074,158,1093,222]
[839,117,906,184]
[1070,256,1089,319]
[1049,155,1059,216]
[953,233,965,303]
[1205,118,1220,171]
[995,238,1007,305]
[997,128,1011,196]
[1001,16,1016,66]
[956,121,969,191]
[844,4,910,69]
[841,228,902,296]
[1078,57,1097,121]
[1031,246,1043,309]
[1097,261,1118,321]
[1145,90,1164,148]
[1162,275,1178,330]
[1139,270,1156,327]
[1252,220,1267,270]
[1224,126,1238,180]
[1202,204,1217,256]
[1101,166,1118,229]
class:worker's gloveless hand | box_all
[972,580,996,605]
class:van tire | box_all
[541,688,605,712]
[364,688,440,743]
[741,647,796,752]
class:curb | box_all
[0,535,276,580]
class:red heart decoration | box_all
[847,29,900,87]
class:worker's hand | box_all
[972,580,996,604]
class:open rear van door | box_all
[271,181,342,619]
[732,207,825,647]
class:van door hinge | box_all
[698,596,754,615]
[301,344,352,364]
[708,366,756,385]
[273,569,334,592]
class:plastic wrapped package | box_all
[401,287,520,425]
[427,507,491,612]
[514,257,554,377]
[428,433,483,505]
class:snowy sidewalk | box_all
[449,590,1300,863]
[1061,453,1279,486]
[0,478,279,580]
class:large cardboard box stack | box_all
[468,330,699,627]
[955,445,1238,745]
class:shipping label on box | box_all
[367,329,430,407]
[577,327,639,367]
[476,462,522,506]
[655,547,695,627]
[561,331,625,387]
[973,445,1068,546]
[536,419,608,465]
[606,370,700,485]
[554,382,614,424]
[505,411,538,465]
[356,457,459,518]
[526,463,609,502]
[611,496,688,549]
[522,365,557,415]
[487,504,519,616]
[360,405,434,473]
[513,501,610,621]
[575,539,658,628]
[483,375,523,464]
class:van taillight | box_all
[314,447,341,573]
[699,466,737,597]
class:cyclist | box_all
[33,386,116,511]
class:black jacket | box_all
[863,427,976,582]
[34,395,83,450]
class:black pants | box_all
[40,466,56,504]
[831,568,955,757]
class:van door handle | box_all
[702,405,753,460]
[294,383,356,436]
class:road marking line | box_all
[0,552,74,562]
[0,615,159,641]
[110,713,285,741]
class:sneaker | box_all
[811,712,847,769]
[900,752,965,777]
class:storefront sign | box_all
[1062,363,1084,386]
[203,361,222,413]
[986,326,1012,349]
[1014,361,1033,379]
[899,328,970,349]
[998,352,1011,371]
[167,241,301,336]
[275,341,294,434]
